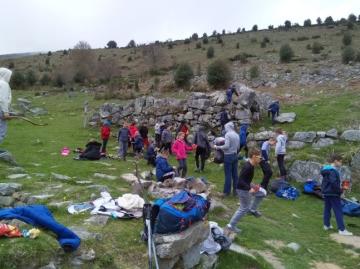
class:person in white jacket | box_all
[275,128,287,180]
[0,67,12,144]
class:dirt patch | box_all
[264,240,286,250]
[312,262,343,269]
[255,250,285,269]
[330,233,360,249]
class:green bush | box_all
[342,46,355,64]
[252,25,258,31]
[297,36,309,41]
[174,63,194,88]
[312,42,324,54]
[40,73,51,85]
[73,71,86,83]
[54,74,65,87]
[207,46,215,58]
[236,42,240,49]
[263,37,270,43]
[260,41,266,48]
[343,32,352,46]
[306,44,312,50]
[207,59,231,88]
[304,19,312,27]
[184,38,191,44]
[26,70,37,86]
[312,35,321,39]
[196,42,202,49]
[279,44,294,63]
[202,37,209,44]
[11,71,26,88]
[249,65,259,79]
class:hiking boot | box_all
[323,225,334,231]
[338,229,353,236]
[249,210,262,218]
[226,224,241,234]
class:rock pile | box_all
[91,83,275,129]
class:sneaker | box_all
[339,229,353,236]
[249,210,262,218]
[226,224,241,234]
[323,225,334,231]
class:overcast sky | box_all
[1,0,359,54]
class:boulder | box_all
[0,196,15,207]
[289,160,322,182]
[234,109,251,124]
[316,132,326,138]
[326,128,338,138]
[209,91,227,106]
[293,132,317,143]
[155,221,209,259]
[340,130,360,142]
[275,112,296,123]
[254,131,276,141]
[312,138,334,148]
[351,151,360,173]
[187,99,211,111]
[184,111,194,120]
[0,183,22,196]
[287,141,306,149]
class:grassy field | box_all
[0,89,359,268]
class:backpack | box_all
[341,199,360,217]
[276,186,299,200]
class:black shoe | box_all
[249,210,262,218]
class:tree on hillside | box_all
[304,19,312,27]
[222,29,226,35]
[127,40,136,48]
[348,13,357,23]
[237,27,241,33]
[106,40,117,49]
[192,33,198,41]
[207,46,215,58]
[207,59,231,88]
[343,32,352,46]
[342,46,355,64]
[284,20,292,29]
[26,70,37,86]
[212,30,217,36]
[252,25,258,31]
[71,40,95,83]
[279,44,294,63]
[268,25,274,30]
[324,16,335,25]
[174,63,194,88]
[316,17,322,25]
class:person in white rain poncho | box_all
[0,67,12,143]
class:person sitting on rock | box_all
[145,138,156,167]
[133,131,144,158]
[226,84,239,104]
[268,100,280,125]
[155,147,175,182]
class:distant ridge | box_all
[0,52,43,60]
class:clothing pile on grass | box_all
[200,221,231,255]
[0,205,80,252]
[270,179,300,201]
[68,191,145,219]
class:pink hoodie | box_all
[171,139,193,160]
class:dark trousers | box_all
[177,159,187,178]
[101,139,108,153]
[148,156,156,167]
[277,154,287,179]
[268,111,277,125]
[155,134,161,148]
[195,146,206,171]
[223,153,238,195]
[323,196,345,231]
[260,160,273,190]
[162,142,172,154]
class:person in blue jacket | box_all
[226,85,238,104]
[156,147,175,182]
[268,101,280,125]
[321,153,353,236]
[239,124,249,158]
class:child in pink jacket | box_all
[171,132,195,178]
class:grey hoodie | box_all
[217,122,240,155]
[275,134,287,155]
[0,68,12,113]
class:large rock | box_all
[312,138,334,148]
[0,183,22,196]
[293,132,317,143]
[351,151,360,173]
[253,131,276,141]
[289,160,322,182]
[341,130,360,142]
[275,112,296,123]
[209,91,227,106]
[187,99,211,111]
[234,109,251,124]
[326,128,338,138]
[287,141,306,149]
[0,196,15,207]
[155,221,209,259]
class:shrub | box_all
[192,33,198,41]
[297,36,309,41]
[196,42,202,49]
[284,20,291,29]
[304,19,312,27]
[312,42,323,54]
[343,32,352,46]
[342,46,355,64]
[202,37,209,44]
[8,62,15,69]
[26,70,37,86]
[324,16,334,25]
[260,41,266,48]
[11,72,26,88]
[73,71,86,83]
[45,58,50,65]
[127,56,132,62]
[207,46,215,58]
[207,59,231,88]
[306,44,312,50]
[54,74,65,87]
[279,44,294,63]
[184,38,191,44]
[174,63,194,88]
[312,35,321,39]
[263,37,270,43]
[252,25,258,31]
[47,51,52,56]
[348,13,357,23]
[347,21,354,30]
[268,25,274,30]
[230,53,248,63]
[167,43,173,49]
[236,42,240,49]
[106,40,117,49]
[249,65,259,79]
[40,73,51,85]
[316,17,322,25]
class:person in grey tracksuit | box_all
[275,128,287,180]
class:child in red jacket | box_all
[100,119,111,154]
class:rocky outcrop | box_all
[289,161,322,182]
[155,221,210,269]
[275,113,296,123]
[293,132,317,143]
[340,130,360,142]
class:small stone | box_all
[84,215,109,227]
[51,173,71,180]
[93,173,117,180]
[7,174,30,180]
[79,248,96,261]
[0,196,15,207]
[326,128,338,138]
[286,242,300,252]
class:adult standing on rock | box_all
[275,128,287,180]
[214,121,240,197]
[268,100,280,125]
[226,84,239,104]
[0,68,13,144]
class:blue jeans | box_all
[118,140,128,158]
[0,111,7,144]
[324,196,345,231]
[223,153,238,195]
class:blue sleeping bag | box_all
[276,186,300,200]
[154,191,210,234]
[342,199,360,217]
[0,205,81,252]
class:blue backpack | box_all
[304,180,319,194]
[276,186,300,200]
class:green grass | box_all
[0,90,359,268]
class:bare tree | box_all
[70,41,95,83]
